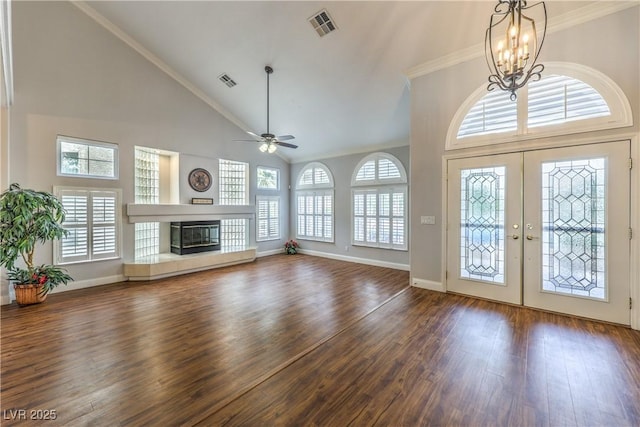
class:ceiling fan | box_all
[235,65,297,153]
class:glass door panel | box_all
[523,141,630,325]
[446,153,522,305]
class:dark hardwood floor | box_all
[1,254,639,426]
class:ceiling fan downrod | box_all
[264,65,274,138]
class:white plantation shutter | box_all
[296,190,333,242]
[457,90,517,138]
[351,153,407,250]
[528,74,610,128]
[378,158,401,180]
[55,188,120,264]
[356,160,376,181]
[92,193,117,259]
[352,188,406,250]
[296,162,334,242]
[256,196,280,241]
[299,169,314,186]
[60,193,88,262]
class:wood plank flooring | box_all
[1,254,639,426]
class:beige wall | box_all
[409,7,640,284]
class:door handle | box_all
[526,235,539,240]
[511,234,520,240]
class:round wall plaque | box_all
[188,168,212,192]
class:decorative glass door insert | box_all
[541,158,606,300]
[460,167,506,285]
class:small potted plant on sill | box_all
[284,239,299,255]
[0,183,72,305]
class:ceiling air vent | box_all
[218,73,237,88]
[309,9,337,37]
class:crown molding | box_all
[72,1,250,132]
[406,1,639,80]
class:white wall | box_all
[4,1,290,302]
[290,145,410,270]
[409,7,640,284]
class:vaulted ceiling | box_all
[78,1,605,162]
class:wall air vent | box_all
[218,73,237,88]
[309,9,337,37]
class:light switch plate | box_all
[421,216,436,225]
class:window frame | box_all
[446,62,633,151]
[295,162,335,243]
[219,158,249,206]
[53,186,122,265]
[56,135,119,180]
[351,153,408,251]
[256,166,280,191]
[352,186,408,251]
[256,195,281,242]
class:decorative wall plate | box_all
[188,168,212,192]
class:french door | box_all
[446,141,631,325]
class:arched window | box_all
[295,162,334,242]
[447,63,632,150]
[351,153,407,250]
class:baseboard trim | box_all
[411,277,445,292]
[50,274,128,294]
[298,249,410,271]
[256,249,284,258]
[1,295,10,305]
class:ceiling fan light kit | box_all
[233,65,298,153]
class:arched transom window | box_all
[448,63,632,150]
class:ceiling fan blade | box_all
[275,141,298,149]
[275,134,295,141]
[233,139,261,143]
[246,131,261,139]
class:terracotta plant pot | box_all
[14,283,47,305]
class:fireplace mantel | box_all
[126,203,255,223]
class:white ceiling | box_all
[80,1,599,163]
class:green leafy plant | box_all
[0,183,72,295]
[284,239,299,255]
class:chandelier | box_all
[485,0,547,101]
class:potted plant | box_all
[0,183,72,305]
[284,239,299,255]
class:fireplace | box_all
[170,220,221,255]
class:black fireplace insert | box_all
[170,220,221,255]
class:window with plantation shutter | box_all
[457,90,517,138]
[527,75,610,128]
[352,153,407,250]
[296,162,334,242]
[54,187,121,264]
[256,196,280,241]
[447,63,631,150]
